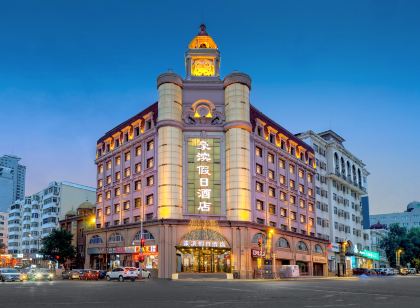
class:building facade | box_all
[0,166,14,212]
[59,202,96,269]
[0,211,8,252]
[7,181,96,261]
[297,130,373,275]
[86,25,329,279]
[370,201,420,230]
[0,155,26,203]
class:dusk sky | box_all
[0,0,419,214]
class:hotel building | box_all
[296,130,372,275]
[86,25,328,279]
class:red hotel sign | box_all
[251,249,266,258]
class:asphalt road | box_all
[1,276,419,308]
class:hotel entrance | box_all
[176,228,231,273]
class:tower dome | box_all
[188,24,218,49]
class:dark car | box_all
[28,268,54,281]
[0,268,23,282]
[61,270,71,280]
[352,268,376,276]
[98,270,107,280]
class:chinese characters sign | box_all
[187,138,221,215]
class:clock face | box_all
[191,58,215,76]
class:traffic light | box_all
[140,238,145,248]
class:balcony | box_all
[329,171,367,195]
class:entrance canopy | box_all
[179,229,230,249]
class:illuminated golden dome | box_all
[188,24,218,49]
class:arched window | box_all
[352,165,356,183]
[334,153,339,173]
[109,232,124,243]
[133,230,154,241]
[314,244,323,254]
[346,161,351,177]
[341,157,345,174]
[276,237,290,248]
[357,168,362,186]
[297,241,308,251]
[89,235,103,244]
[251,233,266,245]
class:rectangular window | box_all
[105,222,110,227]
[105,206,111,215]
[298,169,304,178]
[147,140,154,151]
[123,218,129,225]
[289,180,295,189]
[269,204,276,215]
[267,153,274,163]
[123,201,130,210]
[280,175,286,185]
[279,159,285,169]
[134,198,141,208]
[256,218,265,225]
[280,191,286,201]
[289,164,295,174]
[309,217,314,226]
[97,179,103,188]
[307,174,313,183]
[115,172,121,181]
[97,194,103,203]
[299,184,304,193]
[300,199,305,208]
[135,163,141,173]
[290,195,296,205]
[268,186,275,197]
[116,156,121,165]
[124,167,131,178]
[106,191,111,200]
[114,187,121,196]
[256,163,263,175]
[269,221,277,227]
[147,157,154,169]
[136,146,141,156]
[146,213,154,221]
[98,164,103,173]
[124,184,130,194]
[256,200,264,211]
[280,208,287,217]
[147,175,154,186]
[308,202,314,212]
[134,215,140,222]
[308,188,313,197]
[135,180,141,191]
[114,220,120,226]
[106,161,112,170]
[96,209,102,217]
[124,151,131,161]
[114,203,120,213]
[106,176,112,185]
[256,181,263,192]
[300,214,306,223]
[255,146,262,157]
[291,211,296,220]
[268,169,274,180]
[146,194,154,206]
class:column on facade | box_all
[224,73,252,222]
[156,72,184,220]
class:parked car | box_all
[372,268,385,275]
[80,270,99,280]
[399,267,409,275]
[352,268,377,276]
[28,268,54,281]
[61,270,71,280]
[69,269,85,280]
[408,268,417,274]
[382,268,396,276]
[136,268,151,279]
[106,267,138,282]
[0,268,23,282]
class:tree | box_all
[380,224,420,269]
[40,229,76,265]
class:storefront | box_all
[349,249,380,270]
[87,245,159,270]
[176,229,231,273]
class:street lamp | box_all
[396,248,404,268]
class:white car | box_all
[106,267,137,282]
[136,268,151,279]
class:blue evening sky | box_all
[0,0,419,214]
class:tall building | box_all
[0,211,8,252]
[0,155,26,202]
[369,222,389,268]
[7,181,96,259]
[297,130,372,274]
[361,196,370,229]
[0,167,14,212]
[85,25,329,279]
[370,201,420,230]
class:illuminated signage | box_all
[181,240,226,248]
[251,249,266,258]
[359,250,380,261]
[187,138,221,215]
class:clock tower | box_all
[185,24,220,80]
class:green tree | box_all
[380,224,420,268]
[40,229,76,264]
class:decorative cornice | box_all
[156,119,184,130]
[157,72,183,89]
[224,72,252,90]
[224,120,252,132]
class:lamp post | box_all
[396,248,403,268]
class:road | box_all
[0,276,419,308]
